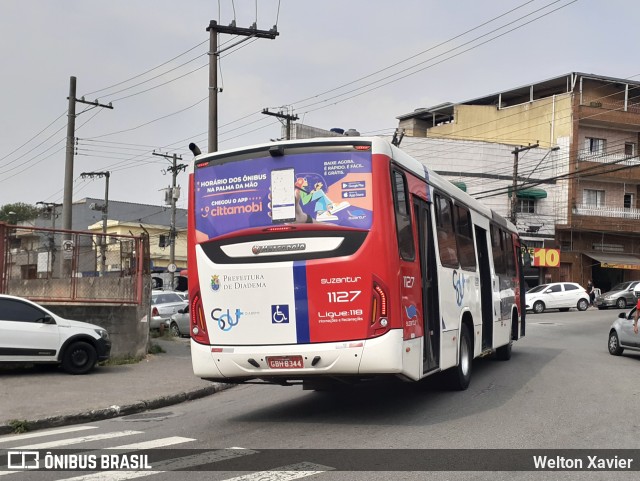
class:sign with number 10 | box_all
[532,248,560,267]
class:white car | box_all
[0,294,111,374]
[525,282,590,313]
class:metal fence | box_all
[0,223,148,304]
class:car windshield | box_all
[527,284,548,294]
[611,283,630,291]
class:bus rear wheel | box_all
[445,324,472,390]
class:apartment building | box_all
[397,72,640,291]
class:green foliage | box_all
[8,419,30,434]
[99,355,145,366]
[0,203,41,223]
[148,343,166,354]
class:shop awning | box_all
[451,181,467,192]
[508,187,547,199]
[585,252,640,270]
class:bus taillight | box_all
[370,281,390,337]
[190,291,210,344]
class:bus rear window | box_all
[195,149,373,239]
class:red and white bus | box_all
[187,137,525,390]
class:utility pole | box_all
[206,20,279,153]
[510,143,539,224]
[61,76,114,232]
[261,108,299,140]
[153,152,187,289]
[81,171,110,275]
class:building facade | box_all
[398,72,640,291]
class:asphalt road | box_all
[2,306,639,480]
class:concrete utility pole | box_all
[510,143,540,224]
[206,20,279,153]
[61,76,113,233]
[261,108,299,140]
[80,171,110,275]
[153,152,187,289]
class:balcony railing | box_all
[574,204,640,220]
[577,150,640,165]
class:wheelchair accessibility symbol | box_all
[271,304,289,324]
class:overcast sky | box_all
[0,0,636,212]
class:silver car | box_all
[150,291,187,330]
[608,307,640,355]
[595,281,639,310]
[168,305,190,338]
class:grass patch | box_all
[8,419,30,434]
[99,354,146,367]
[148,343,166,355]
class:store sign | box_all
[601,262,640,270]
[522,247,560,267]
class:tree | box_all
[0,203,41,223]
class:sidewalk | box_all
[0,337,231,436]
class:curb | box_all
[0,383,233,436]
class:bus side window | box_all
[391,170,415,261]
[504,231,516,276]
[435,193,459,268]
[455,204,477,271]
[491,224,506,274]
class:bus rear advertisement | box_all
[187,137,524,390]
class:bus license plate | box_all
[266,356,303,369]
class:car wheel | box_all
[444,324,472,390]
[61,341,97,375]
[170,322,181,337]
[608,330,624,356]
[577,299,589,311]
[616,298,627,309]
[533,301,545,314]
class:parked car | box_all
[594,281,639,310]
[525,282,590,313]
[150,291,188,330]
[0,294,111,374]
[168,305,190,338]
[608,307,640,355]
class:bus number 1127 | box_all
[327,291,361,303]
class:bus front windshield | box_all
[194,148,374,240]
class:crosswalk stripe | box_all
[225,462,333,481]
[106,436,196,450]
[11,431,143,449]
[0,426,97,444]
[60,448,258,481]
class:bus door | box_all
[475,225,493,350]
[413,197,440,373]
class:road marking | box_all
[0,425,97,443]
[11,431,143,449]
[59,448,258,480]
[106,436,196,449]
[225,462,333,481]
